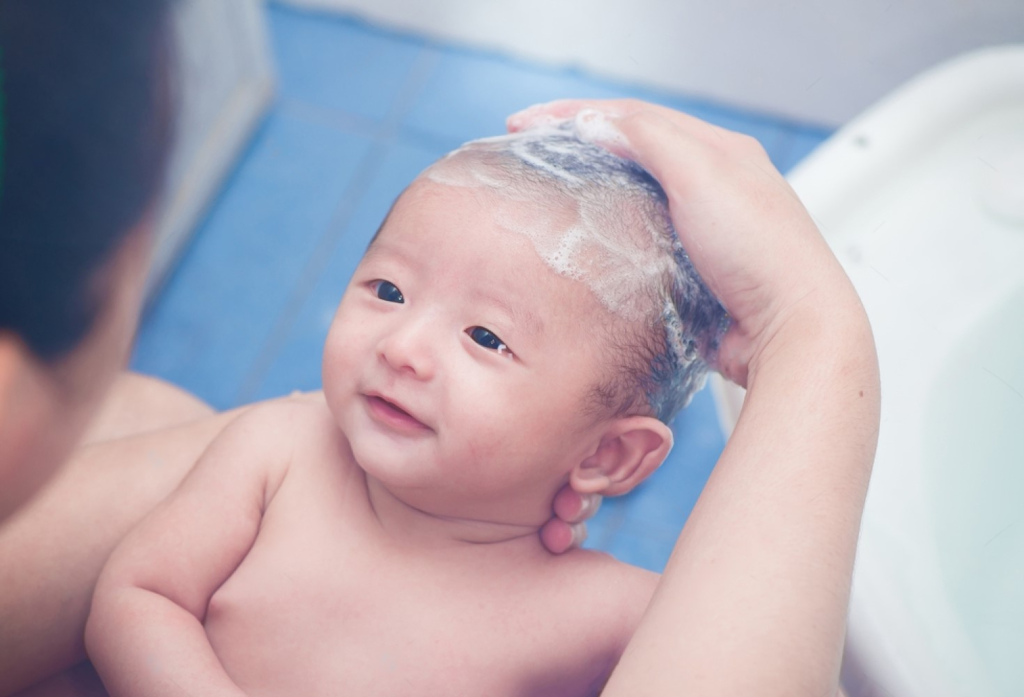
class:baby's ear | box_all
[570,416,674,497]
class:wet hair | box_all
[0,0,175,361]
[422,125,730,424]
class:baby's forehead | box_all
[425,154,673,319]
[374,181,607,329]
[416,153,578,224]
[384,168,579,269]
[370,124,682,337]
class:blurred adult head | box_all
[0,0,175,520]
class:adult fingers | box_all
[539,518,588,555]
[507,99,741,154]
[552,486,602,524]
[604,107,826,330]
[510,100,756,223]
[539,486,600,554]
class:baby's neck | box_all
[363,475,545,551]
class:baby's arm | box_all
[85,404,293,697]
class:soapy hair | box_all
[422,123,729,424]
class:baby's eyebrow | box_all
[362,238,401,262]
[481,292,545,338]
[363,241,544,337]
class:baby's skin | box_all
[85,179,669,696]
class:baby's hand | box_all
[509,100,863,388]
[540,486,601,554]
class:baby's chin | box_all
[358,451,555,528]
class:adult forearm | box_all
[606,305,880,696]
[86,588,245,697]
[0,408,248,696]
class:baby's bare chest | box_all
[203,472,590,696]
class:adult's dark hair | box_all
[0,0,175,361]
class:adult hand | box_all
[539,486,601,554]
[509,100,877,697]
[508,99,862,388]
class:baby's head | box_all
[323,122,727,525]
[423,123,729,422]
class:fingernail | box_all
[509,113,568,133]
[571,523,588,548]
[577,494,594,518]
[507,102,548,129]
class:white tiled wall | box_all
[283,0,1024,126]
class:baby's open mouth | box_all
[379,396,411,417]
[365,394,430,432]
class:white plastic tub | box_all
[712,45,1024,697]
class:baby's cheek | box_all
[321,327,364,403]
[320,338,345,390]
[453,405,526,463]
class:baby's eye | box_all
[373,280,404,304]
[467,327,513,358]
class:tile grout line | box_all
[277,98,382,140]
[233,139,388,404]
[234,46,441,404]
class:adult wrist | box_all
[745,294,879,397]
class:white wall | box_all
[150,0,274,295]
[283,0,1024,126]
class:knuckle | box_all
[733,133,768,157]
[619,97,644,112]
[617,109,666,143]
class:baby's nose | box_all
[377,317,436,380]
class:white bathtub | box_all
[712,45,1024,697]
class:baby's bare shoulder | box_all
[237,394,365,500]
[557,547,658,586]
[507,551,658,693]
[229,394,336,449]
[211,396,344,486]
[566,550,657,645]
[577,544,655,601]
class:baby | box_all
[86,121,728,696]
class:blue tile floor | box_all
[133,2,833,573]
